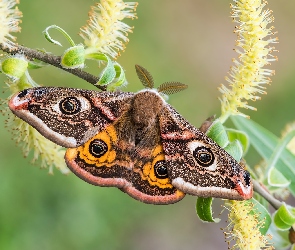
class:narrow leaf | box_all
[205,119,229,148]
[157,82,188,95]
[267,223,290,249]
[135,64,154,89]
[266,129,295,189]
[268,168,291,188]
[231,116,295,195]
[227,128,249,155]
[248,198,272,235]
[85,53,107,61]
[196,197,220,223]
[224,140,243,162]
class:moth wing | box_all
[65,112,185,204]
[159,104,253,200]
[9,87,134,148]
[127,125,185,204]
[65,123,131,190]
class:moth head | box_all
[166,139,253,200]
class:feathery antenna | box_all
[135,64,154,89]
[157,82,188,95]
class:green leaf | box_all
[224,140,243,162]
[206,119,243,162]
[61,45,85,69]
[268,168,291,188]
[267,223,291,249]
[273,213,292,231]
[196,197,220,223]
[205,119,229,148]
[97,56,116,86]
[43,25,76,47]
[274,203,295,227]
[85,52,125,90]
[231,116,295,195]
[1,57,28,80]
[85,53,107,61]
[248,198,272,235]
[28,59,48,69]
[106,63,127,91]
[226,128,249,155]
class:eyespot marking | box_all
[188,141,218,171]
[154,160,168,179]
[52,96,91,115]
[193,146,215,167]
[89,139,108,158]
[59,97,81,115]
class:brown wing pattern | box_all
[65,112,185,204]
[9,87,251,203]
[9,87,134,147]
[159,104,253,200]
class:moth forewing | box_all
[8,87,134,148]
[158,104,253,200]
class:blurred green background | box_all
[1,1,295,249]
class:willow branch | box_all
[0,43,106,91]
[253,179,283,210]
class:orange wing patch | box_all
[66,125,117,167]
[140,145,174,189]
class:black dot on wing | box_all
[193,146,215,167]
[59,97,81,115]
[89,139,108,158]
[154,160,168,179]
[199,152,211,163]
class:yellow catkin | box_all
[1,102,69,174]
[0,0,22,48]
[219,0,278,122]
[80,0,138,58]
[1,75,69,174]
[224,200,273,250]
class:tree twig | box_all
[0,43,106,91]
[253,179,283,210]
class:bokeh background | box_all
[1,1,295,249]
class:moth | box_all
[8,65,253,204]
